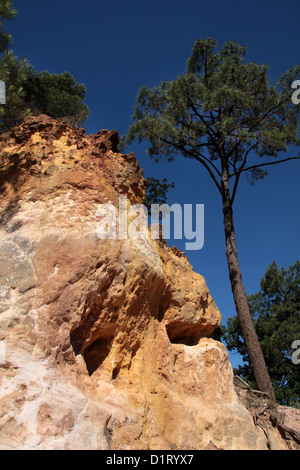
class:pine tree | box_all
[22,70,89,127]
[124,38,300,400]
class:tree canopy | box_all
[125,38,300,201]
[23,70,89,126]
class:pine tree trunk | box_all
[221,168,276,402]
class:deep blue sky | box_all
[8,0,299,367]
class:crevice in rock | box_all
[157,289,172,323]
[71,322,117,376]
[104,415,113,449]
[0,200,20,227]
[166,324,212,346]
[168,332,201,346]
[112,364,121,380]
[83,334,115,376]
[157,306,167,323]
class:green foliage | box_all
[221,261,300,406]
[0,58,89,130]
[0,51,33,128]
[144,177,175,213]
[124,38,300,200]
[23,70,89,126]
[0,0,17,53]
[0,1,89,131]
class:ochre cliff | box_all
[0,115,298,450]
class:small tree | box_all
[0,65,90,131]
[222,261,300,406]
[23,71,90,127]
[0,1,89,131]
[125,38,300,400]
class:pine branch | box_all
[149,131,223,194]
[238,156,300,175]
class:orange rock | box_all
[0,116,294,450]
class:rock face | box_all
[0,115,295,450]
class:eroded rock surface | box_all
[0,115,294,450]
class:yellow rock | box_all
[0,115,293,450]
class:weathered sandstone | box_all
[0,115,296,450]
